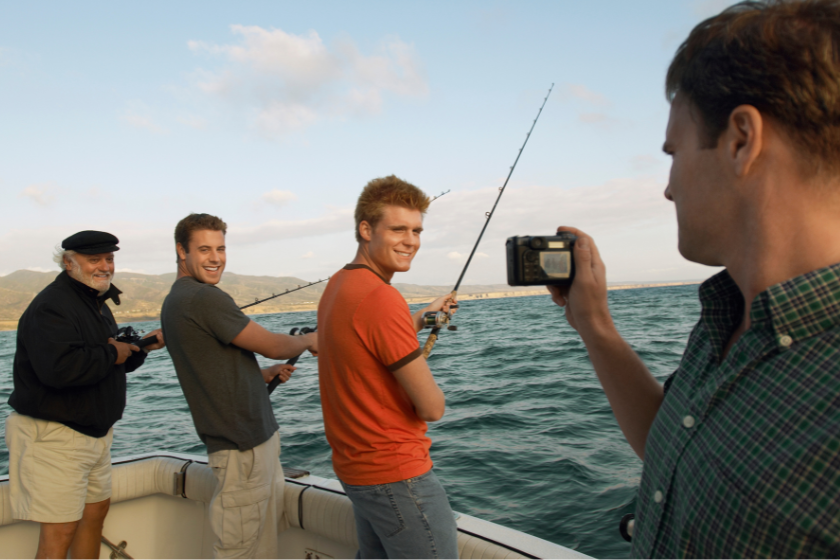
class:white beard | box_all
[68,259,112,294]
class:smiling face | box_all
[177,229,226,285]
[65,252,115,293]
[360,205,423,281]
[663,95,734,266]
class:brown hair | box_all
[174,213,228,260]
[666,0,840,175]
[354,175,430,242]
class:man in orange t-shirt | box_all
[318,175,458,559]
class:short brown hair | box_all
[174,213,227,259]
[666,0,840,176]
[354,175,430,242]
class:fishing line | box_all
[421,84,554,358]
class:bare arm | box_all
[231,321,318,360]
[549,227,663,460]
[391,356,446,422]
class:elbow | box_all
[417,401,446,422]
[419,409,444,422]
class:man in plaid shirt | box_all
[549,1,840,557]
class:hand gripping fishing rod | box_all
[421,84,554,358]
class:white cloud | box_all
[301,251,314,259]
[177,115,207,130]
[447,251,462,260]
[260,189,298,208]
[188,25,428,137]
[19,183,57,206]
[120,101,167,134]
[230,207,354,244]
[564,84,610,107]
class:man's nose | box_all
[664,184,673,201]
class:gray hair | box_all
[52,247,77,271]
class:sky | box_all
[0,0,734,286]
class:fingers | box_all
[547,285,567,307]
[129,344,140,352]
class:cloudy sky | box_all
[1,0,733,285]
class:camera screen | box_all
[540,251,571,278]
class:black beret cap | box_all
[62,231,120,254]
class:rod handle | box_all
[422,328,440,359]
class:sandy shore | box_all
[0,281,700,332]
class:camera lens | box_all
[531,237,544,249]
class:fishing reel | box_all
[421,310,458,331]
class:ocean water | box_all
[0,285,702,559]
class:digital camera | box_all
[115,326,157,349]
[506,233,576,286]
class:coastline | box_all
[0,281,700,332]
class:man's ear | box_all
[725,104,764,178]
[62,255,73,271]
[176,243,187,261]
[358,221,373,242]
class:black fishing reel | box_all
[268,325,317,395]
[115,326,157,349]
[421,311,457,331]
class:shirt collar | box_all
[343,264,391,285]
[59,270,123,306]
[699,262,840,353]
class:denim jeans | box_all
[340,469,459,559]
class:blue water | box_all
[0,285,701,559]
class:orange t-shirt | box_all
[317,264,432,485]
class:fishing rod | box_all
[430,189,450,202]
[421,83,554,358]
[267,326,316,394]
[239,278,328,310]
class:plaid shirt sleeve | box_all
[633,265,840,558]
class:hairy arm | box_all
[391,356,446,422]
[549,227,663,460]
[232,321,317,360]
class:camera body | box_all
[115,326,157,349]
[506,233,576,286]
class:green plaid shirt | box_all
[633,265,840,558]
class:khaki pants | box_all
[208,431,285,559]
[4,412,113,523]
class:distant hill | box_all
[0,270,546,331]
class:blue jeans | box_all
[340,469,459,559]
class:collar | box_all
[343,264,391,285]
[699,262,840,352]
[59,270,123,306]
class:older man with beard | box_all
[6,230,164,559]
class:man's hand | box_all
[413,293,458,332]
[108,338,139,365]
[547,227,615,339]
[141,329,165,353]
[262,363,296,385]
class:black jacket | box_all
[8,271,146,437]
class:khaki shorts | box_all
[208,431,284,559]
[4,412,114,523]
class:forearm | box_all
[412,308,427,332]
[580,325,664,461]
[267,333,310,360]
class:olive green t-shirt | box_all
[161,276,278,454]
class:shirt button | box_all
[682,415,696,429]
[654,490,664,503]
[779,334,793,347]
